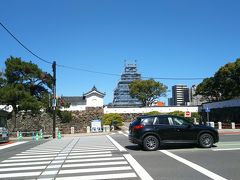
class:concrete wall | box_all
[104,106,199,114]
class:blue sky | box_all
[1,0,240,104]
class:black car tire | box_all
[143,135,159,151]
[198,133,213,148]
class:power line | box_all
[57,64,120,77]
[0,21,205,80]
[142,76,204,80]
[0,21,52,64]
[57,63,205,80]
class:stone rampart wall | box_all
[7,107,104,135]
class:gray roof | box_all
[61,96,86,106]
[84,86,105,97]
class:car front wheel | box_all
[199,133,213,148]
[143,135,159,151]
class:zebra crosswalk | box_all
[0,135,139,179]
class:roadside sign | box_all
[91,119,102,132]
[185,111,191,117]
[205,107,210,113]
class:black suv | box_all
[129,115,219,151]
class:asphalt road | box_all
[0,133,239,180]
[111,132,240,180]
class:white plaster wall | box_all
[61,105,86,111]
[86,96,104,107]
[104,106,199,114]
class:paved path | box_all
[0,136,139,180]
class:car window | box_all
[157,116,170,125]
[172,117,190,126]
[130,118,141,126]
[140,117,155,125]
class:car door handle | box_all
[176,129,180,132]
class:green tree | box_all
[195,77,221,102]
[214,59,240,100]
[5,56,52,99]
[129,79,167,106]
[195,58,240,102]
[102,113,124,128]
[0,57,53,129]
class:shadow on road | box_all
[125,145,143,151]
[125,144,217,151]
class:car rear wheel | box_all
[143,135,159,151]
[199,133,213,148]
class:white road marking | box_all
[0,165,46,172]
[65,157,125,163]
[10,154,57,159]
[67,154,112,159]
[0,141,27,150]
[73,145,116,149]
[63,161,128,168]
[51,160,65,164]
[160,150,228,180]
[124,154,154,180]
[118,131,128,137]
[70,148,117,152]
[55,173,137,180]
[20,151,59,155]
[107,134,153,180]
[0,161,51,167]
[3,157,54,163]
[41,170,58,175]
[106,135,127,152]
[47,164,62,169]
[1,136,139,180]
[212,148,240,151]
[68,151,111,156]
[59,166,132,174]
[0,171,41,178]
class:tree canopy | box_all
[0,57,53,128]
[195,58,240,102]
[129,79,167,106]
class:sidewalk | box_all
[9,131,114,141]
[218,129,240,135]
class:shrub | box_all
[102,113,124,128]
[57,110,72,123]
[145,111,161,116]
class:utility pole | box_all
[52,61,56,138]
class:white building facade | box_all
[61,86,105,111]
